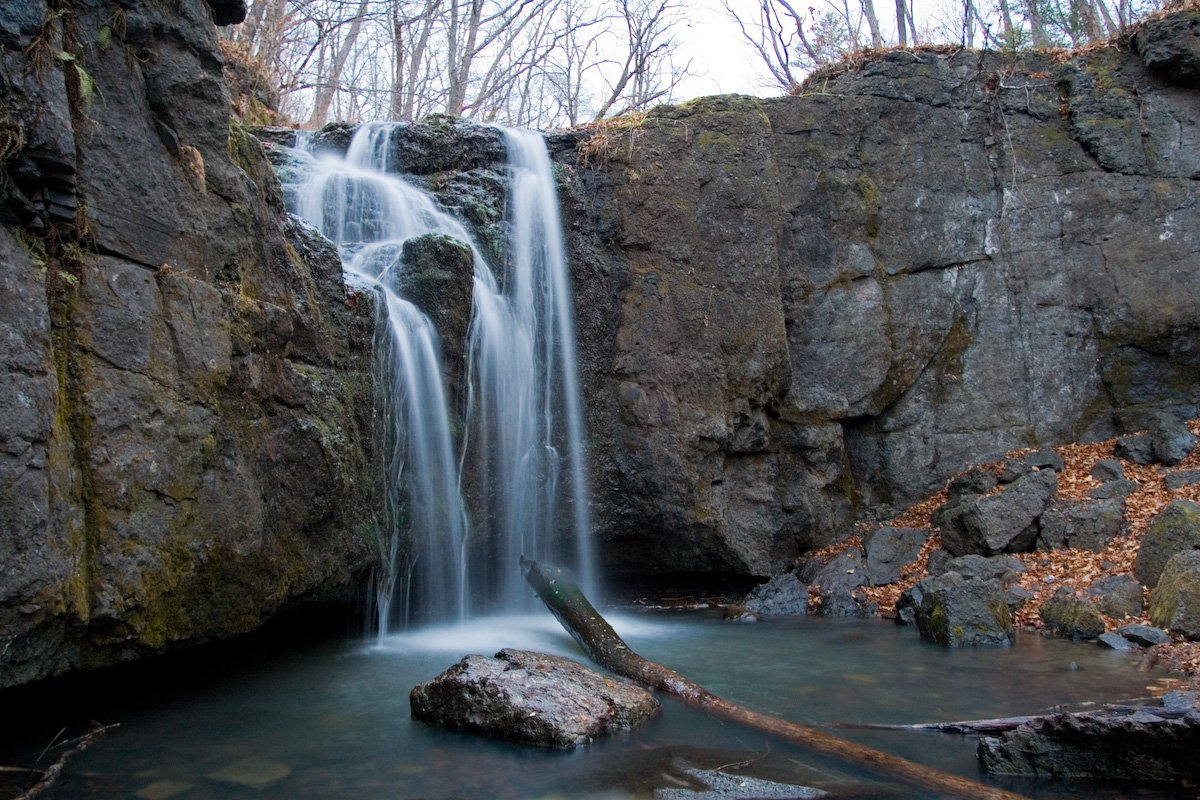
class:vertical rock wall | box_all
[0,0,376,688]
[558,14,1200,587]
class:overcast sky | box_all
[673,0,773,100]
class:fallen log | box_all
[521,558,1029,800]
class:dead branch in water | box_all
[522,557,1030,800]
[16,722,118,800]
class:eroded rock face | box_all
[556,19,1200,587]
[979,706,1200,781]
[0,0,374,687]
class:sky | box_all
[672,0,775,100]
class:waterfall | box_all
[465,129,596,610]
[289,122,594,632]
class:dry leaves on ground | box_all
[828,420,1200,682]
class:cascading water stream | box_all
[466,129,596,610]
[288,122,594,633]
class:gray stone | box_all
[397,234,475,407]
[807,550,874,618]
[1166,470,1200,491]
[900,572,1015,647]
[0,0,377,689]
[979,707,1200,781]
[561,20,1200,593]
[1088,479,1138,500]
[1002,450,1064,482]
[1090,459,1125,482]
[938,470,1058,556]
[1039,590,1106,641]
[1135,500,1200,587]
[940,554,1026,583]
[1037,498,1125,552]
[1115,623,1173,647]
[1115,433,1156,465]
[409,649,659,748]
[1135,12,1200,86]
[863,526,929,585]
[742,574,808,617]
[1149,551,1200,640]
[1097,632,1136,651]
[1085,575,1144,619]
[1149,413,1197,467]
[947,467,999,498]
[1163,691,1200,711]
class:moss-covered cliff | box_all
[0,0,376,688]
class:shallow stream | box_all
[3,613,1178,799]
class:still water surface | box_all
[10,612,1176,799]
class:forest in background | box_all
[223,0,1171,141]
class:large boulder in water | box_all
[410,648,659,748]
[898,571,1016,647]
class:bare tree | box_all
[591,0,691,120]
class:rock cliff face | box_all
[0,0,375,688]
[554,13,1200,587]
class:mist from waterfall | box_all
[290,123,594,633]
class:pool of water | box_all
[2,612,1178,799]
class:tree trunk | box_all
[307,0,370,128]
[521,559,1030,800]
[861,0,883,47]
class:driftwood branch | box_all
[16,722,118,800]
[839,704,1197,734]
[521,558,1029,800]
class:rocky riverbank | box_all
[717,417,1200,690]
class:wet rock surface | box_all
[410,648,659,748]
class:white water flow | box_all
[291,123,594,632]
[467,129,596,610]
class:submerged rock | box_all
[654,761,827,799]
[410,649,659,748]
